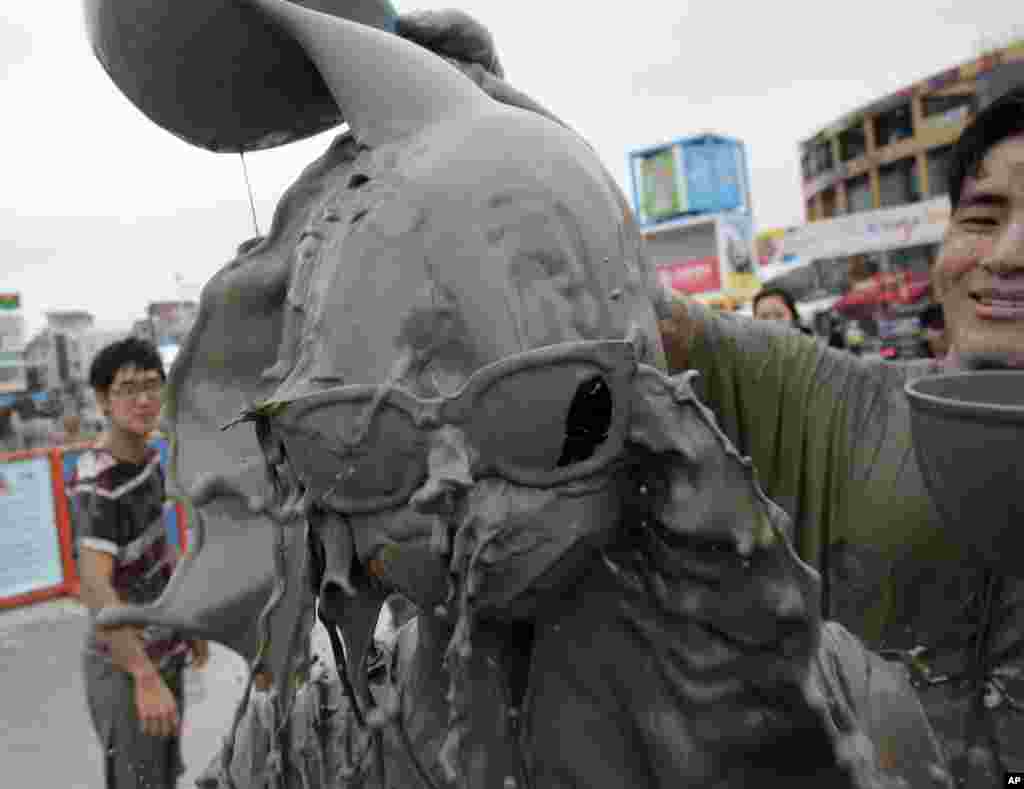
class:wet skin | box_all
[934,134,1024,368]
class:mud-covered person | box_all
[71,338,209,789]
[660,87,1024,781]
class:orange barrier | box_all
[0,440,187,610]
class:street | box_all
[0,597,249,789]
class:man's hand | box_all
[189,639,210,670]
[133,670,180,738]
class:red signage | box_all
[657,256,722,295]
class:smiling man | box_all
[936,95,1024,370]
[73,338,209,789]
[660,86,1024,784]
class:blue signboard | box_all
[628,134,750,227]
[0,456,63,599]
[684,138,743,215]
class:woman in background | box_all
[752,286,810,334]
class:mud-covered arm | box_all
[661,297,905,564]
[523,368,936,788]
[815,622,952,787]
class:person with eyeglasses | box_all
[70,337,209,789]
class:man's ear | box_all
[95,390,111,418]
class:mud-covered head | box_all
[222,0,705,638]
[258,106,668,621]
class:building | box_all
[23,311,128,415]
[799,39,1024,224]
[754,40,1024,357]
[627,133,760,310]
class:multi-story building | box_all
[757,41,1024,356]
[799,40,1024,224]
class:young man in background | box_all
[72,337,208,788]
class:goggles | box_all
[262,339,640,514]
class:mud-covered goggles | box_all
[265,339,640,514]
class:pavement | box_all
[0,597,251,789]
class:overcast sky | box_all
[1,1,1018,337]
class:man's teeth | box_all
[975,292,1024,303]
[978,297,1024,307]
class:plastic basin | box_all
[905,371,1024,575]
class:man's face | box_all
[99,365,163,439]
[934,134,1024,367]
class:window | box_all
[822,187,838,218]
[927,146,953,198]
[878,158,920,208]
[839,124,867,162]
[922,93,973,122]
[803,141,834,178]
[889,245,937,277]
[817,258,850,296]
[0,366,23,384]
[876,104,914,147]
[846,175,873,213]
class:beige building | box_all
[799,39,1024,223]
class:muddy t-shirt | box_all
[678,300,1024,778]
[69,446,188,667]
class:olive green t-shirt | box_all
[677,301,1024,776]
[679,301,957,646]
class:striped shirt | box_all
[69,446,188,667]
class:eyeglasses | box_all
[110,380,164,399]
[259,339,640,514]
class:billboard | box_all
[0,456,63,600]
[683,138,746,216]
[656,256,722,295]
[630,135,750,227]
[638,147,686,223]
[756,197,951,286]
[718,214,761,302]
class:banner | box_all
[718,214,760,302]
[638,148,685,223]
[760,196,951,275]
[684,138,745,216]
[657,256,722,295]
[0,456,63,600]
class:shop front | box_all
[756,196,951,359]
